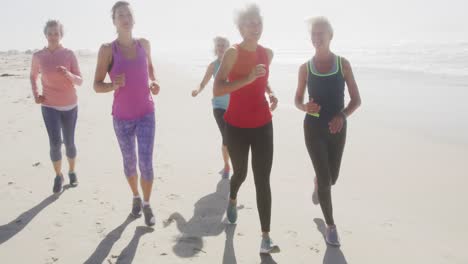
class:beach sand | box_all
[0,52,467,263]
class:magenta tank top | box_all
[110,40,154,120]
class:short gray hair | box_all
[213,36,230,55]
[43,20,64,36]
[308,16,333,35]
[213,36,230,48]
[235,4,262,28]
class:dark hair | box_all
[43,20,64,36]
[111,1,130,19]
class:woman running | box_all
[30,20,82,193]
[294,16,361,246]
[192,36,231,178]
[93,1,160,226]
[214,4,280,254]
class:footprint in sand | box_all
[0,73,18,77]
[287,230,298,238]
[310,246,320,253]
[95,221,106,234]
[382,222,393,228]
[44,257,59,264]
[166,194,180,200]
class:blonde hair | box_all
[235,4,262,28]
[308,16,334,35]
[43,20,64,36]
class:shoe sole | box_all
[53,184,63,194]
[145,220,155,227]
[260,246,281,254]
[325,240,341,247]
[227,216,237,224]
[130,212,142,218]
[227,206,237,224]
[144,215,156,226]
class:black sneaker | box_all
[53,175,64,194]
[68,172,78,187]
[131,197,142,217]
[143,205,155,226]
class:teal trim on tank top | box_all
[211,59,229,109]
[213,59,221,78]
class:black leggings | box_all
[225,122,273,232]
[304,117,346,226]
[213,108,227,146]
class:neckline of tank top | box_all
[43,45,65,54]
[114,39,141,61]
[236,43,261,53]
[309,54,341,77]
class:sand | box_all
[0,52,467,263]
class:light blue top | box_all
[211,59,230,110]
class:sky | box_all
[1,0,467,52]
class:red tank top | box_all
[224,44,272,128]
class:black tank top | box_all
[306,55,345,123]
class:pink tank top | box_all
[110,40,154,120]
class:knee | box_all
[123,160,137,177]
[317,182,331,194]
[232,168,248,183]
[65,143,76,158]
[139,159,154,181]
[49,142,62,161]
[141,170,154,182]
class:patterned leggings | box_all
[113,112,155,181]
